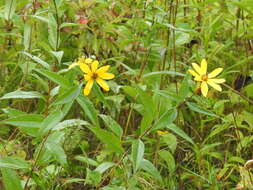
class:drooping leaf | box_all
[22,52,50,69]
[0,90,45,100]
[99,114,123,137]
[158,150,175,172]
[45,142,67,166]
[77,95,99,127]
[152,109,177,131]
[2,114,44,136]
[131,139,145,172]
[140,159,162,183]
[186,102,218,117]
[95,162,115,174]
[48,13,59,50]
[35,68,70,88]
[52,119,89,131]
[88,127,123,153]
[53,85,81,105]
[0,157,29,169]
[38,110,63,136]
[166,124,195,145]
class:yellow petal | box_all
[192,63,202,75]
[201,82,208,97]
[80,63,91,73]
[83,80,94,96]
[96,65,110,75]
[84,74,91,81]
[207,80,222,91]
[99,73,115,80]
[96,78,109,91]
[208,78,226,84]
[85,58,93,64]
[194,76,202,81]
[68,62,79,69]
[200,59,207,75]
[78,57,86,64]
[208,68,223,78]
[91,61,99,72]
[188,69,199,77]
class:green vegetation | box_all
[1,0,253,189]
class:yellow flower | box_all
[81,60,115,96]
[188,59,226,97]
[68,57,93,69]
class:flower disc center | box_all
[201,75,208,81]
[91,73,98,80]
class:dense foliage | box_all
[1,0,253,189]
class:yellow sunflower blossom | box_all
[68,57,93,69]
[188,59,226,97]
[81,60,115,96]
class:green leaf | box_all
[45,143,67,166]
[161,133,177,153]
[74,156,98,166]
[95,162,115,174]
[86,168,101,185]
[48,13,59,50]
[178,74,191,102]
[99,114,123,137]
[23,23,32,51]
[4,0,17,20]
[158,150,175,172]
[2,114,44,136]
[35,69,70,88]
[88,127,123,153]
[50,50,64,64]
[175,31,190,46]
[131,139,145,172]
[186,102,218,117]
[53,85,81,105]
[77,95,99,127]
[140,159,162,183]
[136,87,155,133]
[0,90,45,100]
[52,119,90,131]
[0,157,29,169]
[152,109,177,131]
[2,108,26,118]
[38,110,63,136]
[1,168,23,190]
[166,123,195,145]
[22,51,50,69]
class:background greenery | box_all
[1,0,253,189]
